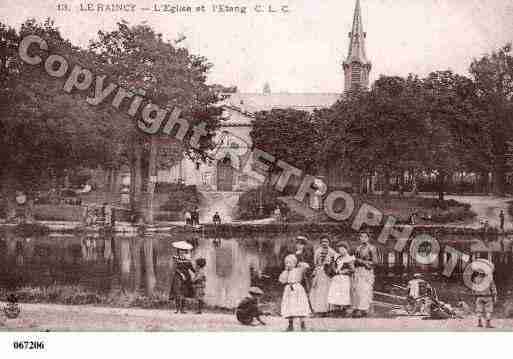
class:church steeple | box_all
[343,0,371,92]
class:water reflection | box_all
[0,232,295,308]
[1,231,512,308]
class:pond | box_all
[0,229,512,310]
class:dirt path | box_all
[1,302,513,331]
[428,195,512,229]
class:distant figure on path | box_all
[184,210,192,225]
[192,207,200,226]
[352,231,378,317]
[212,212,221,225]
[409,211,417,225]
[274,206,282,221]
[500,210,505,231]
[309,235,337,317]
[236,287,266,326]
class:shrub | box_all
[159,184,203,212]
[236,186,282,220]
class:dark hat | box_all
[249,286,264,295]
[195,257,206,268]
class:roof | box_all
[220,92,341,115]
[344,0,370,65]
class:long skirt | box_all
[169,275,194,299]
[281,283,311,318]
[309,267,331,313]
[327,274,351,306]
[352,267,374,311]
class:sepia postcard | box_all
[1,0,513,350]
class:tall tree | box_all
[251,108,323,179]
[0,19,116,219]
[470,44,513,196]
[89,21,222,218]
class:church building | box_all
[158,0,371,192]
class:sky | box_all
[1,0,513,93]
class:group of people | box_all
[168,230,500,330]
[278,231,378,331]
[184,207,200,226]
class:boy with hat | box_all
[472,259,497,328]
[236,287,267,326]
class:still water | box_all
[0,231,297,308]
[0,230,510,309]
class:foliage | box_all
[159,184,203,212]
[469,44,513,195]
[0,19,116,194]
[236,186,284,220]
[250,108,323,175]
[89,20,224,166]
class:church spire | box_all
[343,0,372,92]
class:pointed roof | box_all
[345,0,370,65]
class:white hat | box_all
[172,241,193,250]
[472,258,495,273]
[248,287,264,295]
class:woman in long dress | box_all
[352,232,378,317]
[309,235,337,316]
[279,254,311,331]
[327,240,355,317]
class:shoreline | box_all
[1,220,512,236]
[2,301,513,331]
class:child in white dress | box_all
[279,254,311,331]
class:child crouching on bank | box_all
[279,254,311,331]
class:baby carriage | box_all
[393,277,459,319]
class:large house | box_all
[158,0,372,192]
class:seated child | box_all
[406,273,433,314]
[236,287,266,326]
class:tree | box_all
[251,108,323,181]
[0,19,117,219]
[89,21,222,220]
[420,70,486,200]
[470,44,513,196]
[320,75,426,197]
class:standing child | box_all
[279,254,311,331]
[472,259,497,328]
[327,241,355,317]
[192,257,207,314]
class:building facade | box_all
[158,0,371,192]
